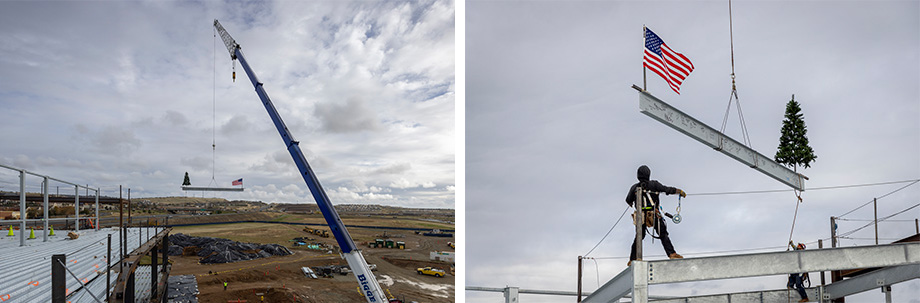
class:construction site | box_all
[0,165,455,302]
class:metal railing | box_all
[0,163,100,246]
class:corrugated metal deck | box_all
[0,227,161,302]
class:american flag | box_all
[232,178,243,186]
[644,27,694,94]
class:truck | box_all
[416,267,446,277]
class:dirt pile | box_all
[168,233,291,264]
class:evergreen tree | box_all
[183,172,191,186]
[775,94,816,172]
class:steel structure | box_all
[631,86,806,190]
[180,185,244,192]
[213,19,387,303]
[582,242,920,303]
[0,163,101,246]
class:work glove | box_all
[675,189,687,198]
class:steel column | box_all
[19,170,25,246]
[503,287,519,303]
[75,185,80,232]
[151,243,158,298]
[52,254,65,303]
[577,256,583,302]
[125,271,135,303]
[107,233,111,302]
[95,189,100,230]
[43,177,49,242]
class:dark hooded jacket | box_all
[625,165,678,208]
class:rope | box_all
[786,190,802,251]
[584,206,630,257]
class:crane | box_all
[213,19,388,303]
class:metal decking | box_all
[0,227,159,302]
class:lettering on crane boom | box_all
[358,274,377,302]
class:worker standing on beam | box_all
[625,165,686,266]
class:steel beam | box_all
[582,263,635,303]
[824,263,920,300]
[647,243,919,284]
[649,287,821,303]
[180,186,245,192]
[636,88,806,190]
[585,243,919,303]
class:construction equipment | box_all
[416,267,446,277]
[213,19,386,303]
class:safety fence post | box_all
[43,177,49,242]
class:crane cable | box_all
[719,0,753,150]
[208,27,218,188]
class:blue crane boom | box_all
[213,19,387,303]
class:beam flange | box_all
[647,243,919,284]
[636,89,806,190]
[649,287,821,303]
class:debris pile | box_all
[167,233,291,264]
[166,274,199,303]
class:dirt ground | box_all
[169,214,454,302]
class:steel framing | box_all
[633,87,806,190]
[180,185,244,192]
[582,243,920,303]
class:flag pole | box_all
[642,25,647,91]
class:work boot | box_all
[798,299,809,302]
[627,260,631,267]
[668,253,683,259]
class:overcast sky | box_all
[0,1,455,208]
[467,1,919,302]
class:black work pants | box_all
[787,274,807,299]
[629,216,676,261]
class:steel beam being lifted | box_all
[632,86,806,190]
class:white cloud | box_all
[0,1,454,208]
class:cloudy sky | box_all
[467,1,918,302]
[0,1,455,208]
